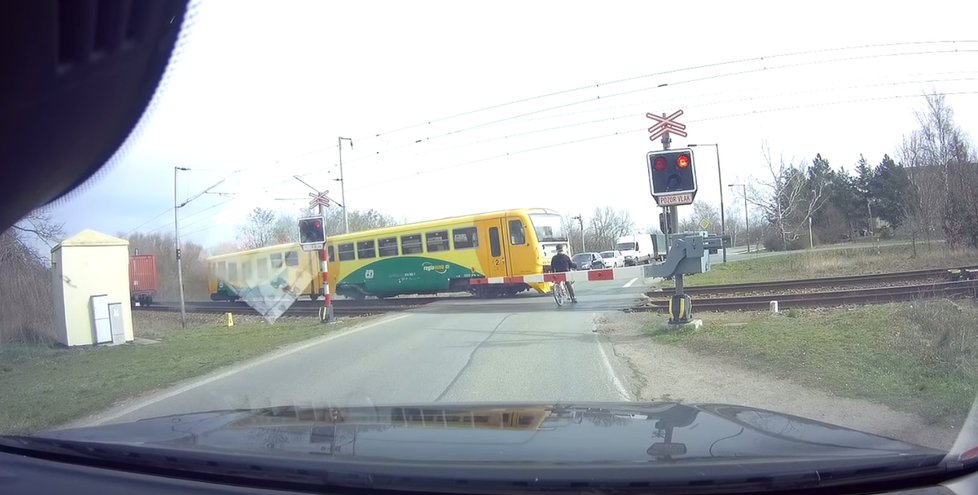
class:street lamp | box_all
[571,214,584,252]
[728,183,749,253]
[337,137,353,233]
[688,143,725,262]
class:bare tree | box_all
[587,207,634,251]
[724,207,742,246]
[747,145,826,250]
[238,207,276,249]
[562,215,584,253]
[299,207,398,236]
[272,213,298,244]
[901,93,978,247]
[0,211,65,345]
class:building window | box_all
[453,227,479,249]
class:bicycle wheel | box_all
[553,282,565,306]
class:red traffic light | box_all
[677,154,690,169]
[654,157,667,171]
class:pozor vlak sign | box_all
[647,148,697,207]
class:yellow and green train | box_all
[207,208,568,300]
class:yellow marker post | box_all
[226,312,234,327]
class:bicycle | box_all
[552,279,569,307]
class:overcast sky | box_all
[48,0,978,249]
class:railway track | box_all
[135,298,440,317]
[652,266,978,296]
[631,279,978,313]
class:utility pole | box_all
[174,167,189,328]
[174,168,230,328]
[337,137,353,234]
[571,214,584,252]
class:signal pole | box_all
[294,176,341,323]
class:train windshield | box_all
[528,213,566,243]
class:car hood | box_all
[33,402,940,464]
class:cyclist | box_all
[550,244,577,303]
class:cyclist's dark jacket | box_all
[551,253,575,273]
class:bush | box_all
[761,230,808,251]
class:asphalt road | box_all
[91,279,654,426]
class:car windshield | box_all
[4,1,978,491]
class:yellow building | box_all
[51,230,135,347]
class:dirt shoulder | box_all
[597,311,959,451]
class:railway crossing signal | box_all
[646,110,687,141]
[648,148,697,206]
[298,215,326,251]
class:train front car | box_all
[327,208,566,299]
[523,209,569,294]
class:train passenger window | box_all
[453,227,478,249]
[216,261,227,279]
[242,260,252,281]
[285,251,299,266]
[327,246,335,262]
[357,240,376,259]
[489,227,501,257]
[509,220,526,245]
[426,231,450,252]
[401,234,423,254]
[338,243,355,261]
[270,253,283,268]
[378,237,398,257]
[227,263,238,283]
[256,257,268,279]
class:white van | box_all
[615,233,660,266]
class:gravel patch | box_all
[598,311,959,450]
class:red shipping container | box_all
[130,255,158,305]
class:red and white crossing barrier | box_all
[469,265,655,286]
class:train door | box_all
[504,215,536,276]
[476,218,508,278]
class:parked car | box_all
[571,252,602,270]
[595,250,625,268]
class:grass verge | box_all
[683,243,978,286]
[648,300,978,426]
[0,314,369,435]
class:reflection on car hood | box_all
[37,402,940,463]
